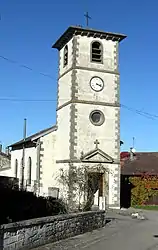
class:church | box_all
[0,25,126,210]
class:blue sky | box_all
[0,0,158,152]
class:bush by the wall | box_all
[0,188,67,224]
[0,176,19,190]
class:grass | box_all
[133,205,158,210]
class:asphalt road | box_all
[33,210,158,250]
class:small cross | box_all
[94,139,100,149]
[84,12,91,27]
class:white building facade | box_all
[1,26,126,209]
[0,126,57,197]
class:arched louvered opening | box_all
[91,41,103,63]
[63,45,68,67]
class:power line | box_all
[0,98,68,102]
[121,104,156,120]
[0,97,69,103]
[0,56,157,120]
[0,55,55,80]
[0,96,157,121]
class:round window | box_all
[90,110,105,126]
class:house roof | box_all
[9,125,57,148]
[121,152,158,175]
[52,26,127,50]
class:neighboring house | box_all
[2,126,57,196]
[0,147,11,174]
[120,149,158,207]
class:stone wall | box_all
[0,211,106,250]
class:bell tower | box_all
[52,26,126,209]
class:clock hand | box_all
[96,83,102,87]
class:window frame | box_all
[63,45,68,67]
[15,159,18,178]
[89,110,105,126]
[27,156,32,186]
[91,41,103,64]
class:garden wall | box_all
[0,211,106,250]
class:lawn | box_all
[133,205,158,210]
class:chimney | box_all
[130,147,134,161]
[5,147,10,155]
[0,144,2,152]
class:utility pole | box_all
[20,118,27,190]
[133,137,135,149]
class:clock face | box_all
[90,77,104,92]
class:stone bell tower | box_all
[52,26,126,209]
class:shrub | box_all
[129,173,158,206]
[0,188,67,225]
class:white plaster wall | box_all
[75,69,118,103]
[73,35,119,161]
[77,36,117,71]
[56,105,71,160]
[58,71,72,107]
[10,147,37,189]
[53,162,70,202]
[40,131,57,196]
[54,163,86,207]
[75,103,118,159]
[59,38,73,76]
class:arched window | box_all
[15,159,18,178]
[27,157,32,185]
[91,41,103,63]
[63,45,68,67]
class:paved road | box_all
[33,210,158,250]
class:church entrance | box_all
[87,172,105,210]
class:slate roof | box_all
[121,152,158,175]
[9,125,57,148]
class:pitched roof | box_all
[81,147,114,163]
[9,125,57,147]
[121,152,158,175]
